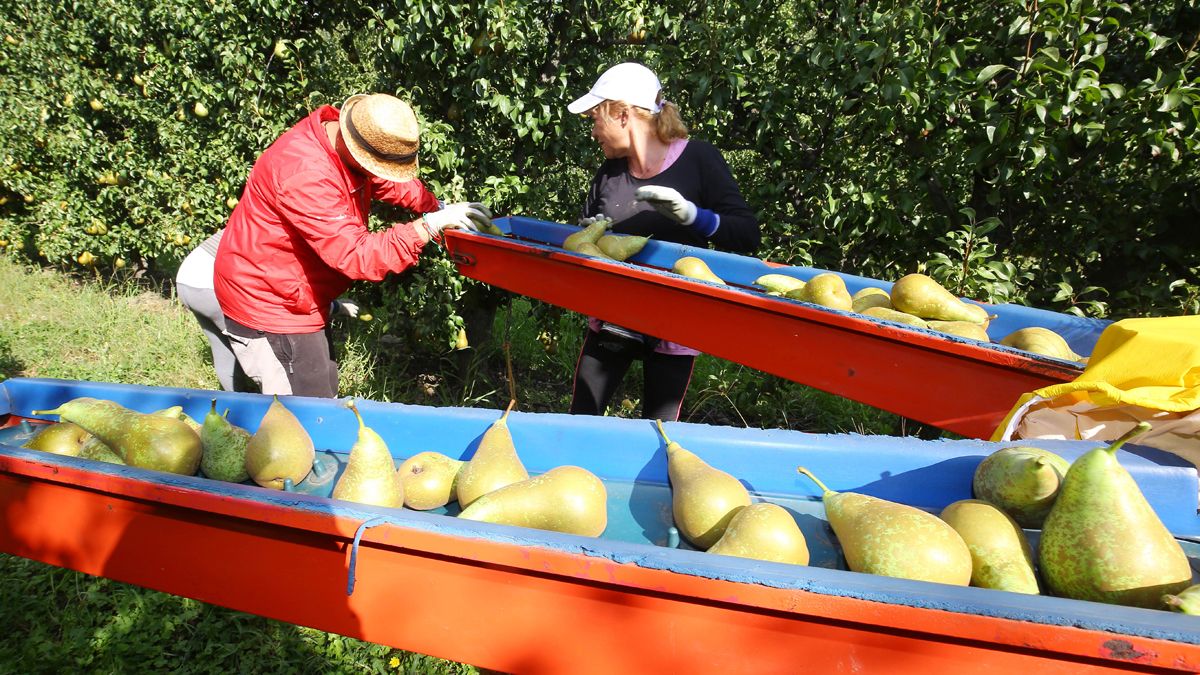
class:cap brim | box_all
[567,92,604,115]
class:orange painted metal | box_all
[444,231,1079,439]
[3,451,1196,674]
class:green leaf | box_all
[1158,91,1182,112]
[976,64,1010,84]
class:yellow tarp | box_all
[992,316,1200,468]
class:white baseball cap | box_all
[567,62,663,114]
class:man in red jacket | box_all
[214,92,491,398]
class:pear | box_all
[940,499,1039,594]
[456,401,529,508]
[562,217,611,251]
[1163,584,1200,614]
[458,465,608,537]
[244,395,315,490]
[199,399,251,483]
[479,220,506,236]
[973,446,1070,528]
[754,273,806,295]
[22,422,89,456]
[851,287,892,312]
[79,436,126,465]
[797,272,851,311]
[890,273,990,324]
[657,419,751,549]
[332,399,404,508]
[32,397,201,475]
[797,466,972,585]
[927,320,990,341]
[707,502,810,566]
[397,451,465,510]
[1039,423,1193,608]
[861,306,929,329]
[596,234,650,261]
[1000,327,1084,362]
[572,241,611,259]
[672,256,726,285]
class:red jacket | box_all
[214,105,441,333]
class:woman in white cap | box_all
[565,62,760,421]
[214,92,493,398]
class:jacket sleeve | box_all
[695,143,760,253]
[369,175,442,213]
[277,170,425,282]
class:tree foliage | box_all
[0,0,1196,351]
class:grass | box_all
[0,257,909,673]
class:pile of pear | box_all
[750,271,1088,363]
[560,216,651,262]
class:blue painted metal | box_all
[488,216,1109,358]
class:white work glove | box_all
[423,202,493,235]
[634,185,697,225]
[332,298,359,318]
[578,214,612,228]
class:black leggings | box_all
[569,328,696,422]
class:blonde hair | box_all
[595,98,689,142]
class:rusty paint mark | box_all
[847,368,856,377]
[1101,639,1154,662]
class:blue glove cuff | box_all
[689,208,719,238]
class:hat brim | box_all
[339,94,420,183]
[567,92,605,115]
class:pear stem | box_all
[500,398,516,421]
[30,407,63,417]
[1105,421,1152,454]
[1164,594,1183,609]
[345,398,365,430]
[796,466,834,496]
[210,398,218,415]
[654,419,672,446]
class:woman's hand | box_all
[635,185,697,225]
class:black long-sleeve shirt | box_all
[582,140,759,253]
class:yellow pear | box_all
[851,287,892,312]
[754,273,806,295]
[1000,327,1084,362]
[657,420,751,549]
[458,465,608,537]
[397,451,465,510]
[456,401,529,508]
[31,398,201,475]
[797,467,972,585]
[562,217,611,251]
[797,272,852,311]
[940,499,1039,594]
[332,400,404,508]
[572,241,611,259]
[891,273,990,324]
[927,320,991,341]
[861,306,929,329]
[672,256,726,285]
[707,502,810,565]
[596,234,650,261]
[22,422,89,456]
[244,396,315,490]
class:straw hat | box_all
[339,93,420,182]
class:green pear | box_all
[458,465,608,537]
[199,399,251,483]
[754,273,806,295]
[1163,584,1200,614]
[1000,327,1085,362]
[796,272,852,311]
[244,396,315,490]
[973,446,1070,528]
[890,273,990,324]
[22,422,89,456]
[479,220,505,236]
[672,256,726,285]
[707,502,810,566]
[851,287,892,312]
[940,499,1039,594]
[32,397,201,475]
[928,320,991,341]
[332,399,404,508]
[797,466,972,585]
[562,218,611,251]
[397,451,465,510]
[596,234,650,261]
[1040,423,1193,608]
[456,401,529,508]
[79,436,126,465]
[861,306,929,329]
[657,419,751,550]
[572,241,611,259]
